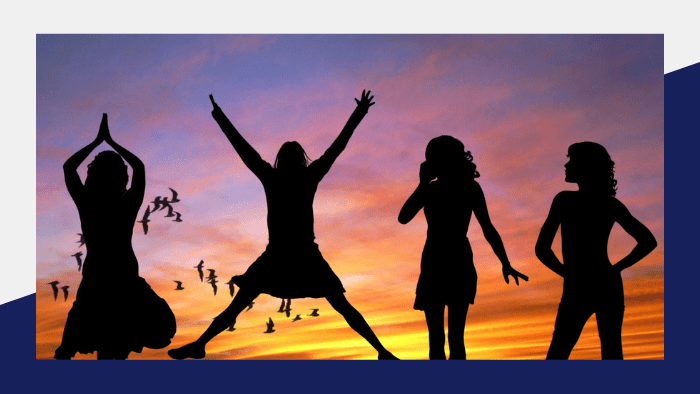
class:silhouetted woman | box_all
[168,90,397,360]
[55,114,176,360]
[535,142,657,359]
[398,136,528,360]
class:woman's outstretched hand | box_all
[209,94,221,112]
[502,263,529,285]
[354,89,375,111]
[97,113,112,143]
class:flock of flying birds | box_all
[47,185,322,336]
[47,187,183,303]
[138,187,183,235]
[181,260,323,334]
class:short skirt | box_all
[232,242,346,299]
[414,236,477,310]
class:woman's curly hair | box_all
[425,135,480,180]
[85,151,129,195]
[567,142,617,197]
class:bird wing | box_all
[143,221,149,235]
[142,205,151,220]
[169,187,179,202]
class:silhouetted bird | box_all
[137,206,152,235]
[264,318,275,333]
[225,278,235,297]
[48,281,60,301]
[159,197,171,211]
[246,302,255,312]
[164,205,175,218]
[209,278,218,296]
[61,286,70,301]
[150,196,163,211]
[174,281,184,290]
[168,187,180,203]
[76,233,85,247]
[292,314,302,322]
[284,299,292,318]
[277,299,285,313]
[173,212,183,222]
[194,260,204,282]
[308,309,320,317]
[71,251,83,272]
[206,269,217,281]
[227,322,236,332]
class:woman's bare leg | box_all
[326,293,398,359]
[447,305,469,360]
[168,288,259,360]
[424,306,446,360]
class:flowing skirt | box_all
[55,276,176,358]
[232,242,345,299]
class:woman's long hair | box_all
[85,151,129,196]
[274,141,312,169]
[425,135,480,180]
[567,142,617,197]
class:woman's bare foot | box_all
[378,350,399,360]
[168,342,206,360]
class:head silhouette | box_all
[85,151,129,197]
[274,141,311,171]
[565,142,617,196]
[425,135,479,180]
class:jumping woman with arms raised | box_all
[168,90,397,360]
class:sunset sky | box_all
[36,35,663,360]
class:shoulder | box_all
[549,191,576,212]
[553,190,575,202]
[608,196,631,216]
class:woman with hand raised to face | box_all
[55,114,176,360]
[168,90,398,360]
[399,136,528,360]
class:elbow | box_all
[535,244,549,262]
[398,214,409,225]
[645,235,658,253]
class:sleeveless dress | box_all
[413,179,478,310]
[55,196,176,358]
[231,155,345,299]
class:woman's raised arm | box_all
[99,114,146,208]
[310,90,374,180]
[63,115,107,203]
[209,95,270,179]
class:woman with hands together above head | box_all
[56,114,176,360]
